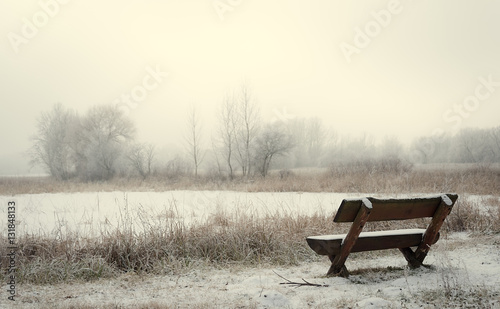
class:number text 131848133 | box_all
[6,201,17,301]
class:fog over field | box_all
[1,0,500,176]
[1,3,500,307]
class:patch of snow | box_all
[0,235,499,308]
[0,191,498,308]
[362,197,373,209]
[0,191,365,237]
[447,231,470,240]
[307,229,426,241]
[2,191,485,238]
[380,286,403,297]
[258,290,290,308]
[356,297,392,308]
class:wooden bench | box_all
[306,194,458,277]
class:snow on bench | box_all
[306,194,458,277]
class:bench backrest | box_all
[333,194,458,222]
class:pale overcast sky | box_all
[1,0,499,174]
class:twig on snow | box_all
[273,270,329,288]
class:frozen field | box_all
[0,191,499,308]
[2,191,368,237]
[2,233,500,308]
[0,191,492,237]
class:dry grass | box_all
[410,256,500,308]
[1,163,499,195]
[34,302,231,309]
[1,195,498,286]
[445,196,500,234]
[0,208,334,285]
[1,163,499,286]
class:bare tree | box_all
[379,136,403,159]
[217,93,237,179]
[490,126,500,162]
[321,127,340,166]
[455,128,491,163]
[127,143,155,179]
[30,103,78,180]
[305,118,326,166]
[185,106,205,178]
[164,155,191,179]
[76,104,136,181]
[334,133,375,163]
[287,119,308,167]
[144,144,155,175]
[234,84,260,177]
[284,118,326,167]
[255,123,294,177]
[31,103,138,181]
[211,135,223,176]
[407,126,500,164]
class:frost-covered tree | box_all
[234,84,260,177]
[185,106,205,178]
[215,93,237,179]
[379,136,404,159]
[75,105,135,181]
[127,143,155,179]
[255,123,294,177]
[30,103,78,180]
[490,126,500,162]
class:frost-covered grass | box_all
[4,236,500,308]
[1,164,499,307]
[0,192,498,287]
[0,197,334,285]
[406,253,500,308]
[446,195,500,233]
[1,163,499,195]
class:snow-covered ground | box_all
[2,191,365,237]
[3,233,500,308]
[1,191,499,308]
[1,191,495,237]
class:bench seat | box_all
[307,228,439,256]
[306,194,457,277]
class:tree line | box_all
[30,85,295,181]
[29,103,150,181]
[30,89,500,181]
[410,127,500,164]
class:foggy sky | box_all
[1,0,499,175]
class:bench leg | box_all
[401,195,455,269]
[399,247,423,269]
[415,195,454,263]
[326,198,372,278]
[327,255,349,278]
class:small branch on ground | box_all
[273,270,329,288]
